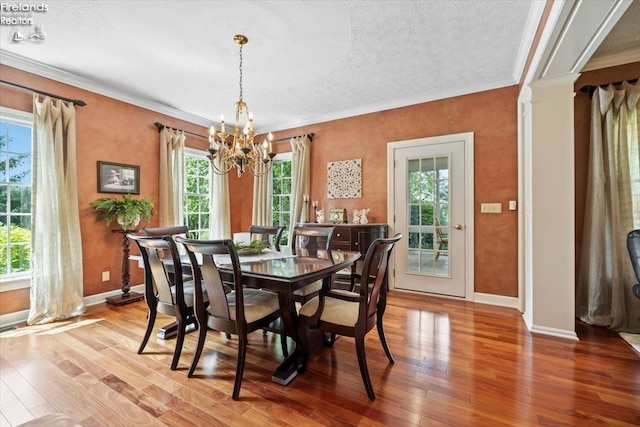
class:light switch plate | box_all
[509,200,517,211]
[481,203,502,213]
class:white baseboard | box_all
[527,322,579,341]
[0,284,145,327]
[473,292,520,310]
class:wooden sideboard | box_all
[297,223,389,288]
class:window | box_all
[0,107,33,289]
[184,149,211,239]
[271,152,292,245]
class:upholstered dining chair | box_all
[248,225,289,356]
[249,224,285,251]
[129,234,205,370]
[291,225,336,304]
[297,233,402,401]
[626,229,640,300]
[176,237,283,400]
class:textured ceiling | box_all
[0,1,636,133]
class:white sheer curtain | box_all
[288,135,311,245]
[210,156,231,239]
[158,127,185,226]
[252,144,270,226]
[28,95,85,325]
[577,81,640,333]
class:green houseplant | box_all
[89,194,154,230]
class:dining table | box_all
[131,246,361,385]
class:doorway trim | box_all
[387,132,475,300]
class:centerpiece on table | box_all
[89,194,154,230]
[234,239,268,255]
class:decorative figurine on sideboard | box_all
[316,208,325,223]
[353,209,362,224]
[360,208,370,224]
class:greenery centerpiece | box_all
[89,194,154,230]
[234,239,268,255]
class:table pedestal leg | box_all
[107,230,144,305]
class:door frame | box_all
[386,132,475,299]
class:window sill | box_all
[0,274,31,292]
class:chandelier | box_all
[208,34,275,177]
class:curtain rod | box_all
[579,78,638,99]
[0,79,87,106]
[154,122,208,140]
[271,132,315,143]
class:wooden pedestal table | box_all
[106,229,144,305]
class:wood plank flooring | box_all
[1,291,639,426]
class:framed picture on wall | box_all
[97,161,140,194]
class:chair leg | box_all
[171,317,186,370]
[138,308,157,354]
[355,335,375,401]
[188,320,208,377]
[377,317,395,364]
[232,334,248,400]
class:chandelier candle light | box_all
[208,34,276,177]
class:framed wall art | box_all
[327,158,362,199]
[97,161,140,194]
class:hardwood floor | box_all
[1,292,639,426]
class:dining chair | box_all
[142,225,193,280]
[128,234,205,370]
[626,229,640,300]
[249,224,285,251]
[297,233,402,400]
[248,225,289,356]
[176,237,283,400]
[291,225,336,304]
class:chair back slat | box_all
[249,225,284,251]
[129,234,187,307]
[292,226,335,254]
[359,234,402,320]
[177,238,245,324]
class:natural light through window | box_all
[184,150,211,239]
[0,107,32,289]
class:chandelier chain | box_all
[238,44,243,102]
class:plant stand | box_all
[106,229,144,305]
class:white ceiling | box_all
[0,1,637,133]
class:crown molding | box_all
[581,48,640,71]
[513,0,547,83]
[0,50,212,128]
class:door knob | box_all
[454,224,463,230]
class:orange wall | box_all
[0,65,519,316]
[236,86,520,297]
[0,65,210,314]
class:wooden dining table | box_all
[216,248,361,385]
[131,247,361,385]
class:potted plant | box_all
[89,194,154,230]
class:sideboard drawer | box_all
[331,242,352,252]
[333,227,351,242]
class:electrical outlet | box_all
[480,203,502,213]
[102,271,110,282]
[509,200,517,211]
